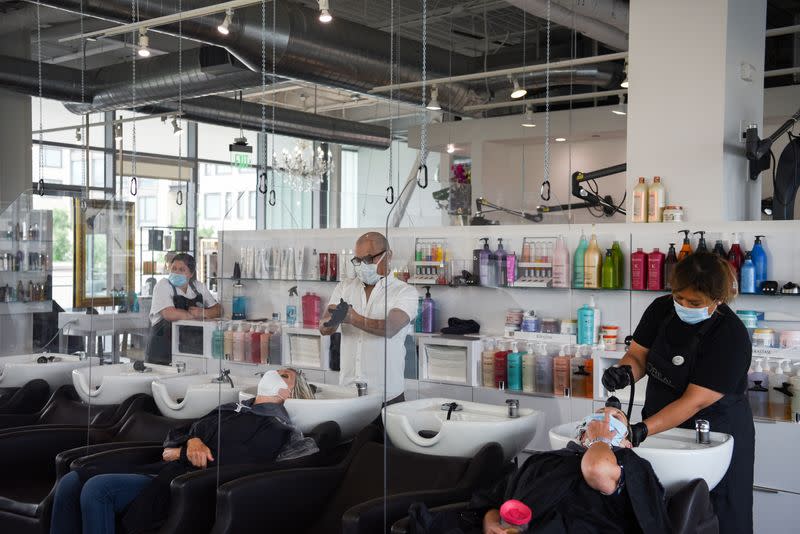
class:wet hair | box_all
[670,251,737,304]
[170,253,196,279]
[285,368,315,400]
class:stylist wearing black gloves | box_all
[602,252,754,534]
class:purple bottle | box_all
[421,286,435,333]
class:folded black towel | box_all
[440,317,480,335]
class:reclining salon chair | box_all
[0,404,186,533]
[69,421,345,534]
[211,424,506,534]
[390,478,719,534]
[0,379,51,415]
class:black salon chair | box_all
[0,408,186,534]
[0,385,148,432]
[0,379,50,414]
[211,424,505,534]
[389,478,719,534]
[68,421,345,534]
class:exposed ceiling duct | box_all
[0,52,391,148]
[34,0,487,110]
[504,0,629,51]
[489,66,618,97]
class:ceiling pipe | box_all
[34,0,487,110]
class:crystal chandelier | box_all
[271,141,333,192]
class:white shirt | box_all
[327,276,419,399]
[149,278,217,325]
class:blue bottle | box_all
[506,342,523,391]
[740,252,756,294]
[750,235,768,293]
[577,302,595,345]
[414,297,424,333]
[573,231,588,289]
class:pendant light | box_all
[318,0,332,23]
[521,105,536,128]
[426,86,441,111]
[620,59,629,88]
[510,76,527,99]
[218,8,234,35]
[611,94,627,116]
[137,28,151,57]
[171,116,182,136]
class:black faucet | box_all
[213,369,235,388]
[441,402,462,420]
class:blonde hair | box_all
[286,368,315,400]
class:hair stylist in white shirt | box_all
[319,232,418,404]
[146,253,222,365]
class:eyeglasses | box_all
[350,250,386,267]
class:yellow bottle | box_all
[647,176,665,222]
[583,230,602,289]
[632,177,648,223]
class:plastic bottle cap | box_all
[500,499,532,526]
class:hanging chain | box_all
[80,0,88,209]
[417,0,428,189]
[130,0,138,196]
[36,2,44,195]
[543,0,551,189]
[259,0,268,199]
[385,0,395,204]
[176,0,184,206]
[268,0,277,205]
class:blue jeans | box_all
[51,471,153,534]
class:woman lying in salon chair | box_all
[50,368,317,534]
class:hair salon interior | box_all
[0,0,799,533]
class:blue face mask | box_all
[580,412,629,447]
[673,299,712,324]
[168,273,188,287]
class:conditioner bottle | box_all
[632,177,648,223]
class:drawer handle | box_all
[753,485,779,494]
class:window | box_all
[204,163,216,176]
[340,149,359,228]
[225,192,233,218]
[70,159,83,186]
[204,193,221,219]
[216,164,232,175]
[43,147,63,168]
[249,191,257,219]
[237,193,247,219]
[139,196,157,224]
[91,158,105,187]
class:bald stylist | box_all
[320,232,418,404]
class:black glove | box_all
[630,422,648,447]
[323,299,350,329]
[602,365,632,392]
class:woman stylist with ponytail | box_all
[602,252,754,534]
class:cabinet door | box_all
[754,421,800,493]
[753,487,800,534]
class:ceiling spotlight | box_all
[611,94,627,116]
[620,59,629,88]
[318,0,333,23]
[137,28,151,58]
[555,137,567,142]
[218,8,234,35]
[510,76,527,99]
[114,122,123,141]
[171,116,182,136]
[446,143,456,154]
[426,86,442,111]
[75,127,82,142]
[521,105,536,128]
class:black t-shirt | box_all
[632,294,751,395]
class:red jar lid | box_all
[500,499,532,525]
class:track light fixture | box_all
[620,59,629,88]
[137,28,151,58]
[521,105,536,128]
[218,8,233,35]
[446,143,456,154]
[171,116,183,136]
[114,123,123,141]
[510,76,527,99]
[318,0,332,23]
[611,94,627,116]
[426,86,442,111]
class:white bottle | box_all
[647,176,665,223]
[522,343,535,393]
[768,359,790,420]
[551,235,570,288]
[311,249,319,281]
[632,177,648,223]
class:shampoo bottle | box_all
[768,360,790,420]
[268,313,282,364]
[678,230,693,260]
[583,230,602,289]
[632,177,648,223]
[712,240,727,258]
[747,359,769,418]
[522,344,535,393]
[573,231,588,289]
[495,239,507,287]
[664,243,678,290]
[570,346,593,399]
[534,343,554,394]
[553,346,572,396]
[577,298,600,345]
[421,286,435,334]
[259,326,271,364]
[233,323,245,362]
[647,248,666,291]
[481,338,497,388]
[727,233,745,285]
[478,238,491,286]
[611,241,624,288]
[740,252,756,294]
[790,363,800,421]
[647,176,665,222]
[249,324,262,363]
[223,323,234,359]
[694,231,708,253]
[630,248,648,291]
[414,297,424,333]
[552,235,570,288]
[751,235,768,293]
[506,342,523,391]
[494,341,510,389]
[601,249,616,289]
[212,321,225,359]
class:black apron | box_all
[145,281,204,365]
[643,308,755,534]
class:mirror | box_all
[73,198,135,308]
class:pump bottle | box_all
[693,231,708,253]
[712,240,727,258]
[677,230,693,260]
[553,345,572,396]
[768,360,791,420]
[223,323,234,360]
[506,342,523,391]
[727,233,745,285]
[494,341,511,389]
[534,343,554,394]
[583,229,602,289]
[570,346,593,399]
[573,231,588,289]
[747,359,769,418]
[552,235,570,288]
[212,321,225,359]
[522,344,535,393]
[751,235,768,293]
[740,252,756,294]
[421,286,435,333]
[632,177,648,223]
[481,338,497,388]
[478,238,491,286]
[495,239,507,287]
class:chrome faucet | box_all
[354,381,368,397]
[695,419,710,444]
[212,369,234,388]
[175,362,187,373]
[506,399,520,418]
[441,402,463,420]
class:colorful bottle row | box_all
[573,229,624,289]
[415,241,446,263]
[747,358,799,421]
[0,279,50,303]
[481,340,594,399]
[212,318,282,364]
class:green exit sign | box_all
[229,137,253,170]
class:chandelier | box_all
[271,141,334,192]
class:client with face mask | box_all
[50,369,316,534]
[319,232,418,404]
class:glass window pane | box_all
[117,110,187,157]
[204,193,221,219]
[249,191,256,219]
[341,149,358,228]
[43,147,62,168]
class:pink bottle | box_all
[301,292,322,327]
[250,324,262,363]
[630,248,648,290]
[647,248,666,291]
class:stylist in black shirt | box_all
[602,252,754,534]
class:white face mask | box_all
[355,253,385,286]
[257,370,289,397]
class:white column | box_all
[0,30,32,209]
[626,0,766,222]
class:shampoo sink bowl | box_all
[549,422,734,494]
[152,373,261,419]
[72,363,198,405]
[0,353,100,388]
[239,382,382,440]
[383,398,542,460]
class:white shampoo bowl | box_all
[549,422,734,494]
[72,363,198,405]
[239,382,382,440]
[152,373,261,419]
[0,353,100,388]
[383,398,542,460]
